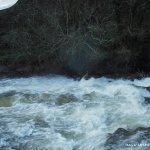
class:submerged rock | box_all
[56,94,78,106]
[0,91,16,107]
[146,87,150,92]
[144,97,150,104]
[105,127,150,150]
[0,90,16,98]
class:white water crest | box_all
[0,75,150,150]
[0,0,18,10]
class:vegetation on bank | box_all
[0,0,150,76]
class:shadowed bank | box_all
[0,0,150,77]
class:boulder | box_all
[105,127,150,150]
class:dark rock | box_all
[146,87,150,92]
[144,97,150,104]
[15,67,33,74]
[105,127,150,150]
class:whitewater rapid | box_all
[0,75,150,150]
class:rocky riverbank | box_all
[0,64,150,79]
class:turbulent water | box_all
[0,75,150,150]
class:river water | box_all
[0,75,150,150]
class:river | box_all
[0,75,150,150]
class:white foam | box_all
[134,78,150,87]
[0,75,150,149]
[0,0,18,10]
